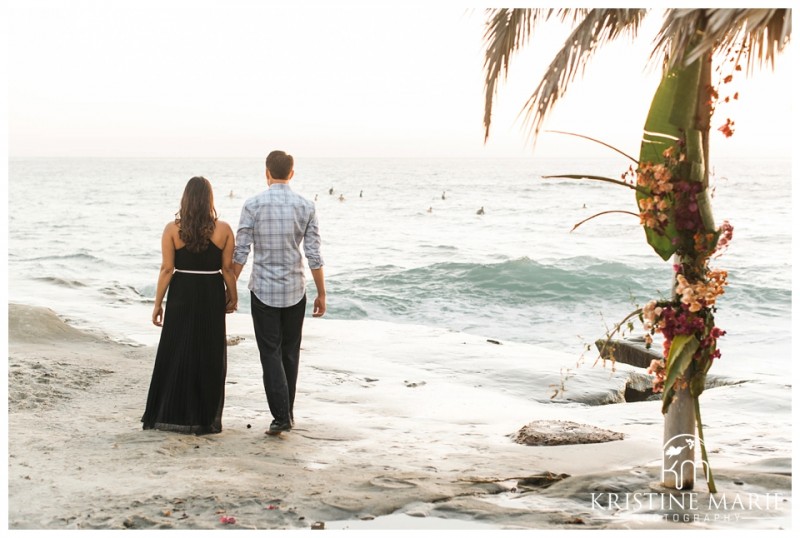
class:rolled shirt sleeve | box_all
[303,208,324,270]
[233,201,254,266]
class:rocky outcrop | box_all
[512,420,624,446]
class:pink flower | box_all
[718,118,735,138]
[711,327,727,339]
[653,164,671,182]
[713,220,734,257]
[647,358,666,393]
[220,516,236,524]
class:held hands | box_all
[313,295,326,317]
[226,291,238,314]
[152,304,164,327]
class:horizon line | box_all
[8,154,791,161]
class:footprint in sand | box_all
[369,476,418,489]
[403,380,426,388]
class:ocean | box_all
[7,156,792,384]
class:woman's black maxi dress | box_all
[142,242,227,434]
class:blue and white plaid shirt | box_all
[233,183,324,308]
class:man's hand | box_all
[312,295,326,317]
[233,262,244,280]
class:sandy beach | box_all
[6,303,792,531]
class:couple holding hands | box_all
[141,150,326,436]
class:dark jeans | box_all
[250,292,307,424]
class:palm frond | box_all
[546,129,638,163]
[482,8,551,142]
[705,9,791,73]
[517,8,647,144]
[652,9,792,73]
[649,9,706,69]
[542,173,647,194]
[483,8,790,147]
[571,210,640,233]
[553,9,591,26]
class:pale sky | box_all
[7,0,794,159]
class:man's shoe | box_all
[267,420,292,435]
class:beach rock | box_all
[8,303,101,345]
[226,335,245,346]
[623,371,661,402]
[512,420,624,446]
[595,336,659,369]
[516,472,570,490]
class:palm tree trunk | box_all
[663,14,715,492]
[662,379,696,489]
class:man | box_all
[233,150,326,435]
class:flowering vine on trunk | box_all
[552,44,738,493]
[636,140,733,405]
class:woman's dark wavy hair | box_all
[175,176,217,253]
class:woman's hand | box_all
[225,294,238,314]
[152,304,164,326]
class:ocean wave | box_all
[323,298,369,319]
[420,244,459,251]
[33,276,88,288]
[21,252,105,264]
[100,282,151,304]
[342,257,655,304]
[329,257,790,321]
[722,284,792,313]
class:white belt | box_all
[174,269,221,274]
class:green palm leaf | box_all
[661,334,700,414]
[637,54,702,260]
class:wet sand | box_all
[6,303,792,531]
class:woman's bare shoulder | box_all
[162,221,183,250]
[215,219,233,234]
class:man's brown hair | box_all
[266,150,294,180]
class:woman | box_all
[142,176,238,434]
